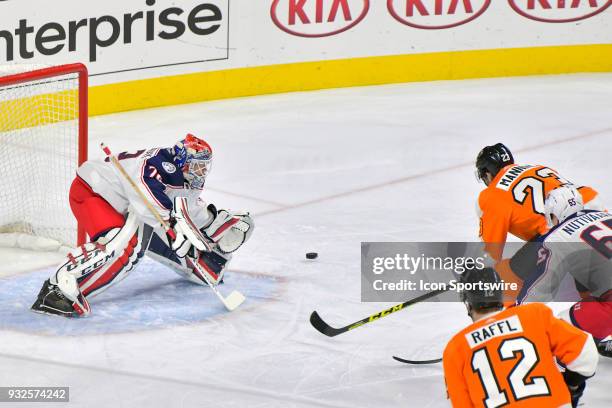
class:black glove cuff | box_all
[563,369,589,388]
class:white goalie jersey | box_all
[77,147,210,229]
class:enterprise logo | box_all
[0,0,225,64]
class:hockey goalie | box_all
[31,134,254,317]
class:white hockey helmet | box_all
[544,185,583,227]
[173,134,213,190]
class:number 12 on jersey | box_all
[472,337,550,407]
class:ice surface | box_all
[1,74,611,407]
[0,259,279,336]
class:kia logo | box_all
[271,0,370,37]
[508,0,611,23]
[387,0,491,29]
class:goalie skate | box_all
[31,279,89,318]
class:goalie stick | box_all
[100,143,245,311]
[310,288,447,337]
[392,356,442,365]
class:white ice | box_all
[1,74,611,407]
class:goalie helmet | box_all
[173,134,213,190]
[475,143,514,184]
[460,267,504,313]
[544,185,583,227]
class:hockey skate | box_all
[597,336,612,358]
[31,279,88,318]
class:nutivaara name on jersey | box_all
[496,165,535,191]
[465,315,523,348]
[561,212,612,236]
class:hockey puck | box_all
[306,252,318,260]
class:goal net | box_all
[0,63,88,249]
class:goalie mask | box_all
[173,134,213,190]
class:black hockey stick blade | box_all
[310,311,345,337]
[392,355,442,365]
[309,288,448,337]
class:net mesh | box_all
[0,66,82,247]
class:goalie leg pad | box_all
[78,218,153,298]
[49,239,117,317]
[48,210,152,312]
[147,232,182,266]
[78,232,140,297]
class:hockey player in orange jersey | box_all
[443,267,598,408]
[475,143,603,262]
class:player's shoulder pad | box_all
[144,148,185,188]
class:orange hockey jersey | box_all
[443,303,598,408]
[477,164,599,260]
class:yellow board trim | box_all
[0,91,78,132]
[54,44,612,116]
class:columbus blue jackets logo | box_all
[162,162,177,173]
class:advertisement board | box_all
[0,0,609,112]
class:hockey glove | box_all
[201,204,254,253]
[563,369,587,408]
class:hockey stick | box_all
[100,143,245,311]
[392,356,442,365]
[310,288,448,337]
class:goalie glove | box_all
[171,197,213,258]
[202,204,254,254]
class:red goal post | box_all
[0,63,88,248]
